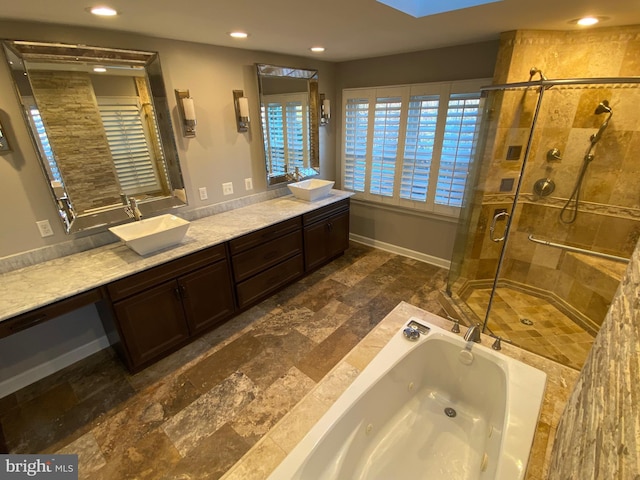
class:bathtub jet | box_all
[268,317,547,480]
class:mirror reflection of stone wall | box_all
[30,70,122,212]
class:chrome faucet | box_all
[464,323,482,344]
[123,195,143,221]
[129,197,143,221]
[288,166,304,182]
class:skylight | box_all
[377,0,502,18]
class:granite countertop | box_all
[221,301,580,480]
[0,191,352,322]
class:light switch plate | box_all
[244,178,253,191]
[222,182,234,195]
[199,187,208,200]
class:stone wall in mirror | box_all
[256,64,320,187]
[2,40,187,233]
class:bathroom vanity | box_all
[0,193,351,372]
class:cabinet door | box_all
[328,210,350,258]
[113,280,190,369]
[304,211,350,272]
[179,260,235,334]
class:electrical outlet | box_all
[36,220,54,238]
[222,182,234,195]
[244,178,253,191]
[199,187,208,200]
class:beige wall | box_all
[334,41,500,262]
[0,20,336,258]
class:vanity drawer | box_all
[0,288,103,338]
[235,254,304,308]
[229,217,302,255]
[302,198,350,226]
[107,244,227,301]
[232,230,303,282]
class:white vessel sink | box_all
[288,179,335,201]
[109,214,190,255]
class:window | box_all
[342,79,485,217]
[261,93,309,178]
[27,106,61,184]
[98,98,162,195]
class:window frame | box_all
[341,78,488,218]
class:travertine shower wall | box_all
[454,26,640,329]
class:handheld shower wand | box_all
[560,100,613,224]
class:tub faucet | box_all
[464,323,482,344]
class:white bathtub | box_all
[268,318,547,480]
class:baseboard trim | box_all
[349,233,451,269]
[0,336,110,398]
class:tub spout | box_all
[464,324,482,344]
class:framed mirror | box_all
[2,40,187,233]
[256,64,320,187]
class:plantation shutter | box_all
[98,102,160,195]
[370,96,402,197]
[286,100,305,170]
[435,93,481,207]
[400,95,439,202]
[265,102,286,176]
[343,97,369,192]
[28,106,61,183]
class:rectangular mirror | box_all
[2,40,187,233]
[256,64,320,187]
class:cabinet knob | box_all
[174,287,181,300]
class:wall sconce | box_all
[175,89,197,137]
[0,120,10,152]
[320,94,330,126]
[233,90,250,132]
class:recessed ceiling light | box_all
[88,6,119,16]
[578,16,599,26]
[229,32,249,39]
[310,47,325,53]
[93,66,107,73]
[570,16,608,26]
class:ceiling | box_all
[1,0,639,61]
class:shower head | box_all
[528,67,548,82]
[595,100,612,115]
[589,99,613,148]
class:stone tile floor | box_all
[465,286,595,369]
[0,242,448,479]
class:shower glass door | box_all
[446,86,540,333]
[447,79,640,370]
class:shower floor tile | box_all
[465,287,595,369]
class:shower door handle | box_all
[489,211,510,242]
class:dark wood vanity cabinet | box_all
[303,198,350,272]
[230,217,304,309]
[105,244,235,371]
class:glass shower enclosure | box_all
[445,74,640,369]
